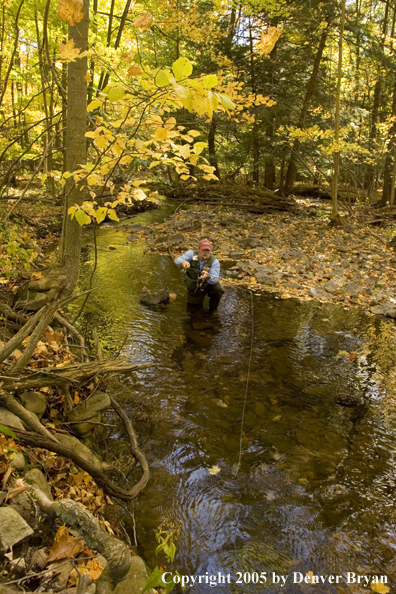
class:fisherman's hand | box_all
[200,271,210,280]
[181,261,190,269]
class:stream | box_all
[71,205,396,593]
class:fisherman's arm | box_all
[206,259,220,284]
[174,250,194,270]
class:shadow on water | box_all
[69,208,396,593]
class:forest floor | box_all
[145,196,396,319]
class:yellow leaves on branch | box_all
[256,26,282,55]
[134,13,154,30]
[57,0,84,26]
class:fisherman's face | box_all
[198,248,211,261]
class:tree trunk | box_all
[208,118,220,180]
[380,79,396,206]
[283,22,330,196]
[330,0,345,226]
[58,0,89,296]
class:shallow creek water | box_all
[71,207,396,593]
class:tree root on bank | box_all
[30,486,132,594]
[54,312,90,362]
[11,392,149,500]
[0,387,59,443]
[0,360,155,391]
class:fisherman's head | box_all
[198,239,212,261]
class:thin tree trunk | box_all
[208,118,220,179]
[330,0,345,226]
[283,22,330,196]
[380,80,396,206]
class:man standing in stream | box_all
[174,238,224,313]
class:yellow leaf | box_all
[58,39,81,63]
[94,135,108,149]
[371,583,390,594]
[86,559,104,580]
[134,13,153,30]
[305,571,314,584]
[134,188,147,201]
[208,465,221,475]
[177,144,190,159]
[154,127,168,141]
[57,0,84,25]
[84,71,92,82]
[256,26,282,55]
[127,64,142,76]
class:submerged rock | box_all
[140,289,170,306]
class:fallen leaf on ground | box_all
[208,465,221,475]
[47,525,86,562]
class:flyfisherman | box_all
[174,239,224,312]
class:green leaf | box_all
[155,69,169,87]
[217,93,235,111]
[168,541,176,562]
[165,579,176,594]
[107,86,125,102]
[0,424,17,439]
[172,57,193,81]
[203,74,218,89]
[142,566,164,594]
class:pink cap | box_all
[199,239,212,251]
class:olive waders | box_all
[183,251,223,310]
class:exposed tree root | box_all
[11,393,149,500]
[30,487,132,594]
[0,387,59,443]
[54,312,90,362]
[0,360,155,391]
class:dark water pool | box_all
[70,208,396,593]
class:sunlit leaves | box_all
[172,57,193,81]
[127,63,143,77]
[58,39,81,62]
[134,13,154,30]
[57,0,84,26]
[256,26,282,55]
[203,74,218,89]
[155,69,169,87]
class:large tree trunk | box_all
[58,0,89,297]
[283,22,330,196]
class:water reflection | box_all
[72,209,396,593]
